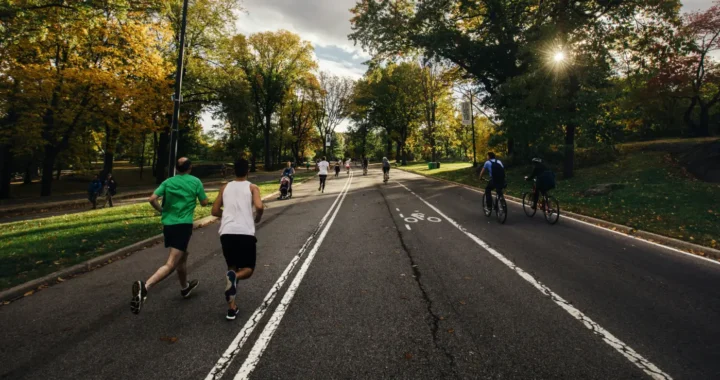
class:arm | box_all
[197,182,209,206]
[149,193,163,213]
[149,182,165,213]
[478,168,485,180]
[250,184,264,223]
[211,184,226,217]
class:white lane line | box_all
[396,208,400,211]
[205,175,353,380]
[235,173,354,379]
[399,213,404,218]
[394,181,672,380]
[405,224,411,231]
[411,172,720,268]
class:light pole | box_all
[167,0,190,178]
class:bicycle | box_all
[522,177,560,225]
[482,179,507,224]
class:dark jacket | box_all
[88,179,103,194]
[528,163,555,190]
[104,179,118,196]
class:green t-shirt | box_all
[154,174,208,225]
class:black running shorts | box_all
[220,234,257,269]
[163,223,193,252]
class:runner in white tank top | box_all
[211,158,265,320]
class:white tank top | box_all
[218,181,255,236]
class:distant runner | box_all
[130,157,208,314]
[334,161,341,177]
[211,158,264,320]
[382,157,391,182]
[317,156,329,193]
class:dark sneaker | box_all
[226,307,240,321]
[181,279,199,298]
[225,270,237,302]
[130,280,147,314]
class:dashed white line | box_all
[394,181,672,380]
[399,213,404,218]
[396,208,400,211]
[235,173,354,379]
[405,224,411,231]
[204,175,353,380]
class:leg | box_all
[532,188,540,208]
[176,250,189,288]
[145,248,186,289]
[227,267,254,311]
[108,194,113,207]
[485,184,494,209]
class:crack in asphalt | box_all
[378,185,460,378]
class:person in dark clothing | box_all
[102,173,118,208]
[334,161,341,177]
[525,158,555,209]
[88,175,103,209]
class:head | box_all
[106,173,112,179]
[383,157,388,162]
[176,157,192,174]
[487,152,496,160]
[322,156,326,161]
[93,174,99,181]
[234,158,249,178]
[532,157,543,165]
[287,161,292,168]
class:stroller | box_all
[278,175,292,200]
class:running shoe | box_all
[225,270,237,301]
[181,279,199,298]
[130,280,147,314]
[226,307,240,321]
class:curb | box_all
[397,167,720,262]
[0,184,294,304]
[0,180,228,216]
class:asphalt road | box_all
[1,168,719,380]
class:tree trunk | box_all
[684,96,699,136]
[152,132,158,178]
[24,162,33,185]
[507,138,514,157]
[139,133,146,179]
[40,146,57,196]
[155,130,169,184]
[696,102,711,137]
[563,124,576,179]
[102,151,114,179]
[0,145,12,199]
[395,140,401,162]
[250,154,257,173]
[264,113,272,171]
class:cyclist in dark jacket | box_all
[526,158,555,209]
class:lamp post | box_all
[167,0,190,178]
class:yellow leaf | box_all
[24,290,34,297]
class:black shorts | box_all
[163,223,193,252]
[220,234,257,269]
[382,166,390,174]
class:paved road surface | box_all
[1,168,719,380]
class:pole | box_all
[470,92,477,167]
[167,0,189,179]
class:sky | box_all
[200,0,715,133]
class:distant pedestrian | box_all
[334,161,341,177]
[317,156,329,193]
[130,157,209,314]
[211,158,264,320]
[101,173,118,208]
[87,175,103,209]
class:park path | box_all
[1,168,719,379]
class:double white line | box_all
[206,172,354,380]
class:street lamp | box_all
[167,0,190,178]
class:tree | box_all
[312,72,354,157]
[235,31,316,170]
[284,75,320,163]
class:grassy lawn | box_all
[0,171,316,291]
[402,151,719,250]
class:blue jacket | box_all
[88,179,102,194]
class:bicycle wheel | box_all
[522,192,536,217]
[496,196,507,224]
[483,194,492,217]
[543,196,560,225]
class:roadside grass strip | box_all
[0,172,316,291]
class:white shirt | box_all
[317,161,329,175]
[219,181,255,236]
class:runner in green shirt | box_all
[130,157,209,314]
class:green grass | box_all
[0,172,316,291]
[402,152,720,251]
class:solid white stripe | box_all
[394,181,672,380]
[204,175,353,380]
[234,172,354,380]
